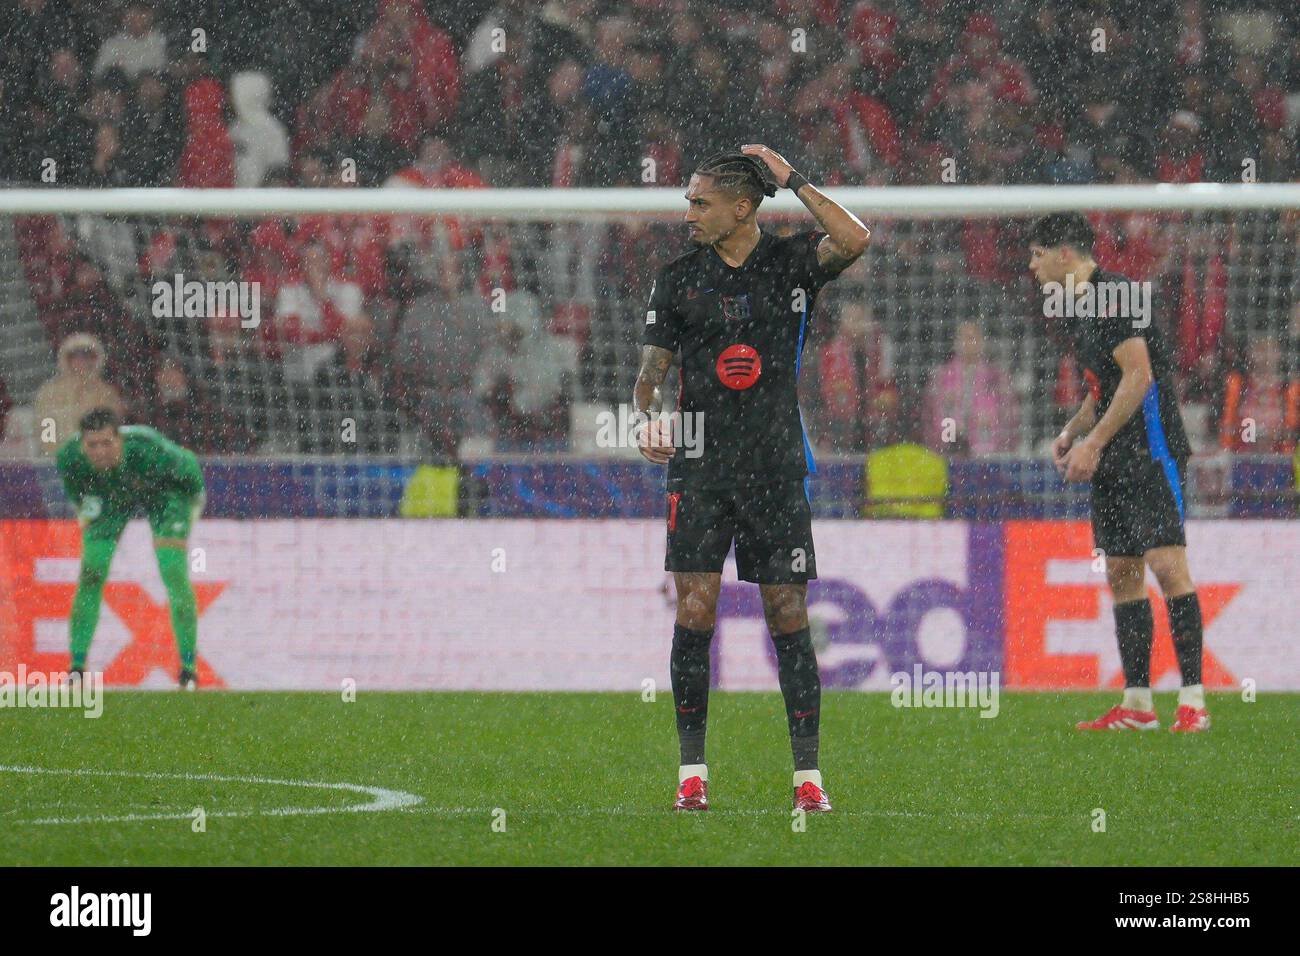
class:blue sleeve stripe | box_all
[796,303,817,477]
[1142,381,1185,522]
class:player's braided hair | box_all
[694,152,778,206]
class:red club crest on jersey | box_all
[717,344,762,389]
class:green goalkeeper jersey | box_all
[57,425,205,520]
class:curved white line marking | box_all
[0,765,423,825]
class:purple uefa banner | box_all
[715,524,1005,689]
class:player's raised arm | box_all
[740,144,871,274]
[633,345,675,465]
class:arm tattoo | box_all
[816,235,859,274]
[634,345,674,416]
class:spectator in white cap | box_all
[33,333,126,456]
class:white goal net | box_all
[0,184,1296,518]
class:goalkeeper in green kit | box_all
[56,407,206,689]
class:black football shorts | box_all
[664,479,816,584]
[1090,455,1188,557]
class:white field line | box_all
[8,768,1289,825]
[388,806,1071,820]
[0,765,422,825]
[387,806,1296,821]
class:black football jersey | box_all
[1067,268,1191,477]
[642,230,845,489]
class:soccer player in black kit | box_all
[1029,213,1210,733]
[634,146,871,811]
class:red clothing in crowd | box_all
[1253,85,1286,131]
[847,3,903,84]
[1092,211,1168,280]
[14,216,75,316]
[249,217,391,300]
[387,162,486,191]
[176,77,235,188]
[817,328,900,450]
[920,14,1036,120]
[1157,151,1204,183]
[834,92,903,172]
[774,0,839,29]
[1177,250,1227,374]
[643,139,684,188]
[961,218,1007,282]
[316,0,459,152]
[385,160,489,255]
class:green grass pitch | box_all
[2,691,1295,866]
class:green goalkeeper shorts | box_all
[82,492,205,543]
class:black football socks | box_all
[1167,592,1204,686]
[772,626,821,771]
[1114,598,1154,690]
[671,624,713,765]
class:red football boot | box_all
[673,775,709,811]
[793,781,833,813]
[1075,705,1159,731]
[1170,705,1210,732]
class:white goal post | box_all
[1,183,1299,217]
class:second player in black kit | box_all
[635,146,870,812]
[1031,212,1210,734]
[1067,265,1192,557]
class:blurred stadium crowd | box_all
[1,0,1299,461]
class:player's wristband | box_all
[785,170,810,192]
